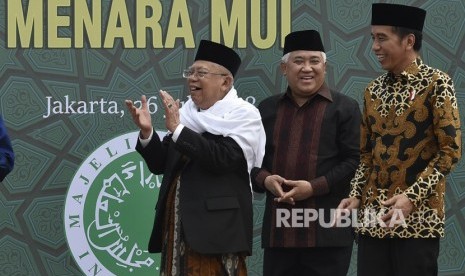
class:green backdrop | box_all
[1,0,465,275]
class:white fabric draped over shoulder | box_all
[180,86,266,177]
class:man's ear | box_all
[222,75,233,89]
[406,34,416,49]
[280,63,287,75]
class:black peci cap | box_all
[371,3,426,32]
[194,40,241,77]
[283,30,325,55]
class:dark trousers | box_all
[263,246,353,276]
[357,235,439,276]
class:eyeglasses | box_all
[182,69,227,79]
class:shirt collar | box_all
[282,82,333,106]
[385,57,423,84]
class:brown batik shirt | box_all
[349,58,462,238]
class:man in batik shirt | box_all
[337,3,461,276]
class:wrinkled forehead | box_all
[289,50,324,59]
[189,60,223,70]
[189,60,228,72]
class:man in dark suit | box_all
[126,40,266,275]
[250,30,360,276]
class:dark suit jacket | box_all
[136,127,253,255]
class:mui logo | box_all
[64,131,165,275]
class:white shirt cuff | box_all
[138,128,154,148]
[172,124,184,142]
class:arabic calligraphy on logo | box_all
[64,131,164,275]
